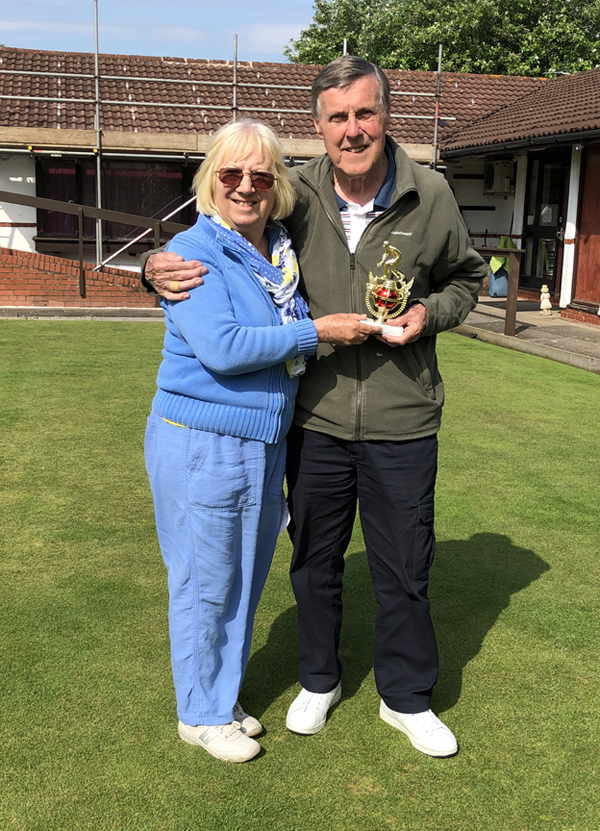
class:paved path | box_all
[0,306,163,322]
[454,296,600,375]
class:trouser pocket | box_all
[186,431,259,510]
[412,494,436,581]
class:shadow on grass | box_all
[243,605,299,718]
[431,532,550,712]
[245,533,549,716]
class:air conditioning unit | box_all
[483,161,514,195]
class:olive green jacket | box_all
[141,138,485,441]
[285,138,485,441]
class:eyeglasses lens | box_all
[218,168,275,190]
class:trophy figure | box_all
[364,241,414,336]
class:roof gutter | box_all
[442,128,600,158]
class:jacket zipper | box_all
[351,206,404,440]
[351,211,394,441]
[349,251,364,440]
[298,172,410,441]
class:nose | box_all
[237,171,256,193]
[345,113,362,138]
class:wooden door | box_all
[573,145,600,308]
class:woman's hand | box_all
[313,314,378,345]
[145,252,207,300]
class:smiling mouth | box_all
[231,199,258,206]
[343,146,369,154]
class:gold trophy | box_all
[364,241,414,336]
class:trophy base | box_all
[364,319,405,338]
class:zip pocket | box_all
[405,341,435,399]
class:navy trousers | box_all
[286,425,439,714]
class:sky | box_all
[0,0,317,63]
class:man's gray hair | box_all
[310,55,391,120]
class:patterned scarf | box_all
[210,215,311,376]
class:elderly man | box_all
[142,56,485,758]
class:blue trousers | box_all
[144,410,286,726]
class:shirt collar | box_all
[334,143,396,211]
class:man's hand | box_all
[314,314,375,346]
[375,303,428,347]
[145,252,207,301]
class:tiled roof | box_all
[387,69,546,145]
[0,46,546,148]
[442,69,600,153]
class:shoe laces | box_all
[410,710,444,733]
[297,690,318,710]
[213,721,241,739]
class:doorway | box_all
[520,150,570,293]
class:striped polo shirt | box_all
[334,144,396,253]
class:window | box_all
[36,158,198,242]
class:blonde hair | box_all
[192,120,295,221]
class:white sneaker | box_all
[178,720,261,763]
[379,701,458,757]
[232,701,263,737]
[286,683,341,735]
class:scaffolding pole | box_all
[93,0,103,265]
[432,44,443,169]
[232,35,238,123]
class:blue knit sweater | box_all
[152,215,319,445]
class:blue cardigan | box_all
[152,215,319,445]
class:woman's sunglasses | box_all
[216,167,276,191]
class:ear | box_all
[313,118,323,137]
[383,108,392,131]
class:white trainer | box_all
[379,701,458,757]
[178,720,261,763]
[286,683,342,735]
[232,701,263,737]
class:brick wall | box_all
[561,306,600,326]
[0,247,157,308]
[516,289,559,302]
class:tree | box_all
[285,0,600,76]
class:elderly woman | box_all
[145,119,370,763]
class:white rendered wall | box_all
[0,154,37,252]
[511,156,528,245]
[445,159,515,242]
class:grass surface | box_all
[0,321,599,831]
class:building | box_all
[1,45,598,323]
[443,69,600,325]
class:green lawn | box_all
[1,321,598,831]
